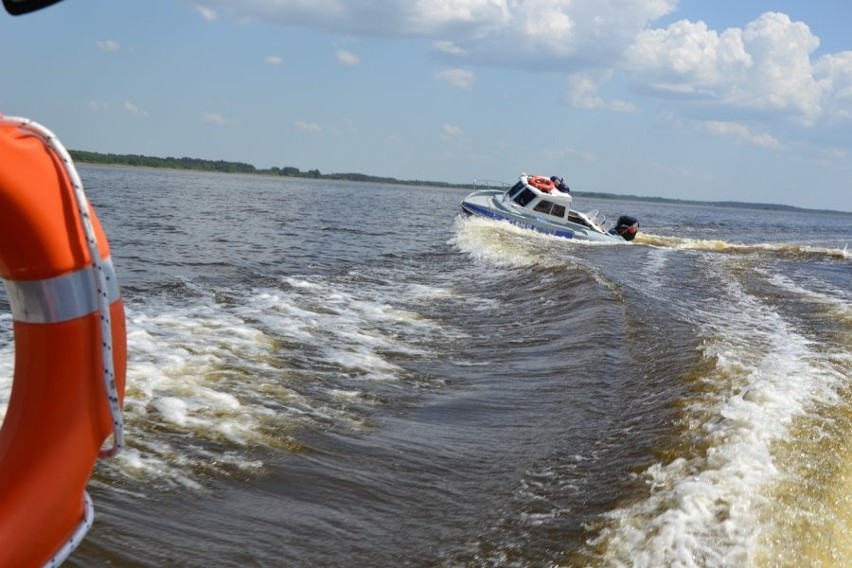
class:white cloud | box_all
[705,120,750,138]
[721,12,824,125]
[202,112,240,125]
[201,0,512,35]
[433,40,466,56]
[124,101,148,116]
[750,132,780,149]
[295,120,322,132]
[96,40,121,52]
[202,1,852,133]
[265,55,284,65]
[195,4,217,21]
[86,100,111,112]
[815,51,852,120]
[704,120,779,148]
[414,0,512,29]
[567,74,635,112]
[442,123,463,137]
[336,49,361,66]
[435,68,475,90]
[822,147,847,161]
[624,12,852,128]
[626,19,751,91]
[203,112,226,124]
[202,1,669,44]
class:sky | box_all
[1,0,850,212]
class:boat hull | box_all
[460,189,623,243]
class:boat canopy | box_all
[504,175,612,234]
[506,176,573,215]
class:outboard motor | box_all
[612,215,639,241]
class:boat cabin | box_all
[503,179,608,233]
[505,180,572,209]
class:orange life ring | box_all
[0,119,126,566]
[527,175,555,192]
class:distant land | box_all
[69,150,850,215]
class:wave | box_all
[586,254,851,566]
[452,216,626,299]
[89,271,462,490]
[635,233,850,261]
[452,216,577,269]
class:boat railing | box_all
[584,209,608,229]
[473,178,510,190]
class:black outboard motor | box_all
[612,215,639,241]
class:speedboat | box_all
[460,173,638,242]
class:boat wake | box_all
[585,249,851,566]
[452,216,627,301]
[69,270,459,491]
[635,232,850,261]
[452,216,567,269]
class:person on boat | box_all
[550,176,570,193]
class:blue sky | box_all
[1,1,850,212]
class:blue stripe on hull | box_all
[460,202,575,239]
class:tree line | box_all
[69,150,258,174]
[68,150,472,188]
[68,150,827,212]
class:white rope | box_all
[43,492,95,568]
[1,115,124,567]
[1,115,124,457]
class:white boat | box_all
[460,173,638,242]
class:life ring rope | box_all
[3,116,125,458]
[44,493,95,568]
[0,115,124,567]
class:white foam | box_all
[453,216,562,268]
[0,269,457,488]
[592,257,846,565]
[765,270,852,313]
[71,270,459,486]
[636,232,851,260]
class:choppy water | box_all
[1,166,850,567]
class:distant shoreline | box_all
[70,150,851,216]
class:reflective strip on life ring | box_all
[3,259,120,324]
[0,118,127,567]
[527,176,555,192]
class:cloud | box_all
[704,120,779,148]
[815,51,852,120]
[198,1,677,84]
[200,0,514,35]
[203,112,226,124]
[295,120,322,132]
[626,19,751,89]
[740,13,823,119]
[96,40,121,52]
[624,12,852,127]
[86,100,111,112]
[202,1,852,130]
[195,4,217,21]
[749,132,780,149]
[567,74,635,112]
[265,55,284,65]
[435,68,475,90]
[442,123,463,137]
[336,49,361,66]
[202,112,240,125]
[86,99,147,116]
[124,101,148,117]
[433,40,466,56]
